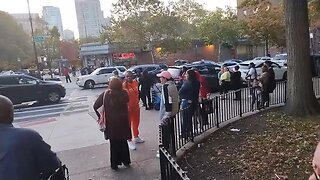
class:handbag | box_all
[97,91,107,132]
[201,99,214,114]
[47,165,69,180]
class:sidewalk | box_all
[23,107,161,180]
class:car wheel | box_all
[282,71,287,80]
[47,91,61,103]
[85,80,95,89]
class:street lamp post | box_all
[27,0,40,74]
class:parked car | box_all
[76,66,127,89]
[174,59,189,66]
[167,64,220,92]
[220,59,243,70]
[192,60,221,71]
[253,56,272,61]
[127,64,167,75]
[272,53,287,67]
[0,74,66,104]
[238,60,287,81]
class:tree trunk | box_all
[218,43,221,62]
[284,0,320,116]
[150,50,155,64]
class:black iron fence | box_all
[159,78,320,180]
[159,120,190,180]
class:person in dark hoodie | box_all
[139,70,153,110]
[230,65,242,100]
[264,61,276,107]
[179,69,200,138]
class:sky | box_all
[0,0,236,38]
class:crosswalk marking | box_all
[13,96,89,123]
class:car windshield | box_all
[127,66,137,72]
[91,68,100,75]
[117,67,126,72]
[273,54,287,60]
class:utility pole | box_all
[27,0,40,74]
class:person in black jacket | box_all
[230,65,242,100]
[264,61,276,107]
[179,69,200,138]
[139,70,153,110]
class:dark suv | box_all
[127,64,168,76]
[0,74,66,104]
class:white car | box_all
[239,60,287,81]
[253,56,272,61]
[272,53,287,67]
[76,66,126,89]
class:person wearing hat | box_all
[156,71,179,124]
[156,71,179,158]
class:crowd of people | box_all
[218,61,276,110]
[90,61,280,169]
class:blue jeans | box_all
[181,99,197,138]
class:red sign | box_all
[113,53,135,59]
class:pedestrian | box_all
[93,78,132,170]
[265,60,276,107]
[139,70,153,110]
[309,142,320,180]
[156,71,179,157]
[178,66,188,89]
[259,65,270,108]
[0,95,61,179]
[123,71,144,150]
[63,67,72,83]
[219,66,231,98]
[108,70,119,83]
[72,66,76,77]
[157,71,179,123]
[230,65,242,100]
[246,62,257,95]
[179,69,200,138]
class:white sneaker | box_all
[128,141,136,150]
[133,137,145,144]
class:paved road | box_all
[13,97,89,123]
[12,75,101,124]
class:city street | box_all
[9,74,295,180]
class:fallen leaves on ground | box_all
[179,109,320,180]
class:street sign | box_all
[34,35,47,43]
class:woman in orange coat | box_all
[123,71,145,150]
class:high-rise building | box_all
[63,29,75,40]
[11,13,41,35]
[75,0,106,38]
[42,6,64,37]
